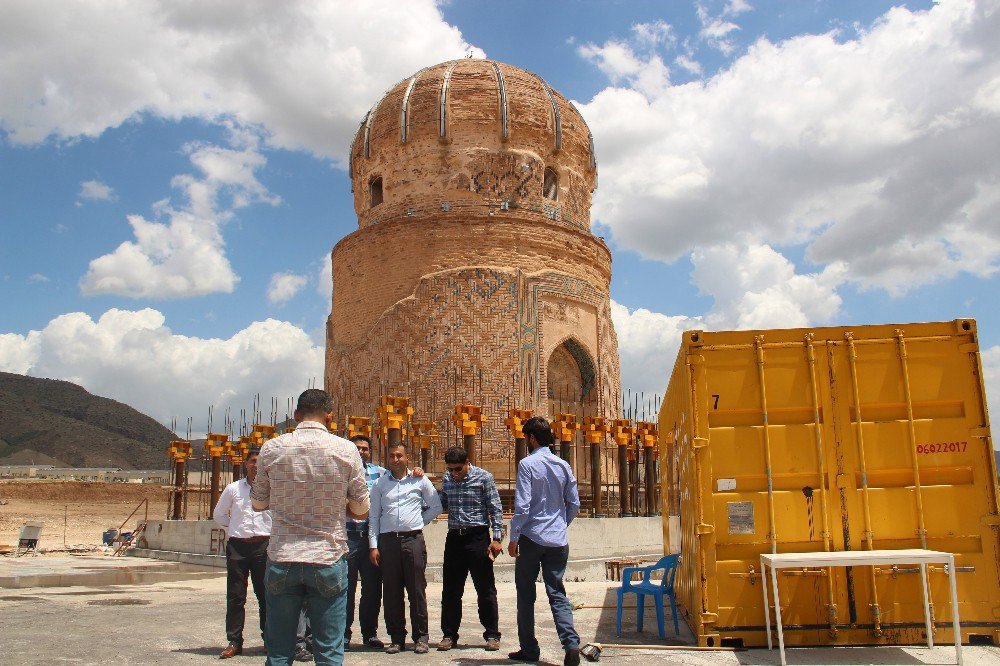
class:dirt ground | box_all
[0,480,169,551]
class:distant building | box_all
[326,59,621,468]
[0,465,169,483]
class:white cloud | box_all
[697,3,741,55]
[267,272,308,305]
[692,242,846,329]
[984,345,1000,435]
[724,0,753,17]
[78,179,115,202]
[614,241,844,394]
[612,300,701,397]
[632,20,675,48]
[27,273,50,283]
[579,0,1000,295]
[80,136,279,298]
[0,0,482,165]
[674,54,703,76]
[578,41,672,97]
[317,254,333,301]
[0,308,323,435]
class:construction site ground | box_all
[1,555,999,665]
[0,480,169,551]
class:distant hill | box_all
[0,372,173,469]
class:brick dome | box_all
[349,59,598,230]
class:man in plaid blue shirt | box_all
[435,446,504,652]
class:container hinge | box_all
[981,514,1000,527]
[695,523,715,536]
[781,568,828,577]
[959,343,979,353]
[971,427,991,439]
[692,437,709,450]
[701,612,719,625]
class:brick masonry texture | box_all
[327,60,620,472]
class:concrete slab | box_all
[1,555,998,665]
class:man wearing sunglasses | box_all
[435,446,504,652]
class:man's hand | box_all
[489,540,503,559]
[369,548,380,567]
[412,466,425,477]
[507,541,518,558]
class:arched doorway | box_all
[546,338,598,417]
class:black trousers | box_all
[441,527,500,642]
[345,529,382,640]
[225,537,268,645]
[378,531,429,644]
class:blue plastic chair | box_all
[616,554,680,639]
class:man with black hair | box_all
[214,447,271,659]
[343,434,386,650]
[251,388,370,666]
[369,442,442,655]
[507,416,582,666]
[436,446,504,652]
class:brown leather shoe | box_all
[437,637,454,651]
[219,644,242,659]
[486,637,500,651]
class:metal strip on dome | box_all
[363,102,380,159]
[439,62,458,139]
[491,61,508,142]
[400,72,421,143]
[538,77,562,151]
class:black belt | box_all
[383,529,422,538]
[229,535,269,543]
[346,527,369,534]
[449,525,489,536]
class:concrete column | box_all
[504,409,532,468]
[452,405,485,467]
[611,420,633,517]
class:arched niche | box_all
[546,337,597,417]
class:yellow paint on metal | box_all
[659,319,1000,648]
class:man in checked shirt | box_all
[435,446,504,652]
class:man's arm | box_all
[368,478,382,549]
[484,473,504,542]
[439,478,449,514]
[508,460,531,545]
[564,467,581,525]
[212,484,234,531]
[249,450,271,511]
[420,478,443,525]
[346,457,370,520]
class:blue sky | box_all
[1,0,998,433]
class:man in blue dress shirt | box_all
[507,416,581,666]
[369,442,442,655]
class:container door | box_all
[703,337,838,645]
[825,325,1000,643]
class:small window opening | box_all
[369,176,383,208]
[543,167,558,200]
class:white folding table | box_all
[760,549,962,666]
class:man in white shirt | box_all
[369,442,442,655]
[213,447,272,659]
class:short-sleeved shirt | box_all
[251,421,370,565]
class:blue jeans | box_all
[514,536,579,658]
[264,558,348,666]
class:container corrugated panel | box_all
[659,319,1000,648]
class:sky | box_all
[1,0,999,437]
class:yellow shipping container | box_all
[659,319,1000,648]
